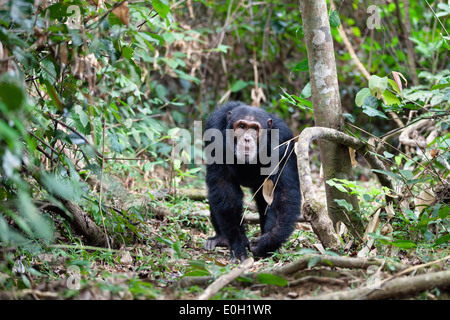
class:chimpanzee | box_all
[203,101,301,262]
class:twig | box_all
[197,257,254,300]
[98,111,111,250]
[45,113,103,158]
[85,0,128,29]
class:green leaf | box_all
[122,46,133,59]
[433,233,450,247]
[292,59,309,72]
[329,10,340,28]
[355,88,371,107]
[383,90,400,106]
[17,191,54,241]
[326,179,348,193]
[388,79,401,94]
[292,95,313,109]
[67,133,86,145]
[368,75,388,98]
[183,269,210,277]
[343,113,355,123]
[0,82,25,111]
[371,169,402,180]
[390,240,417,249]
[39,173,81,202]
[188,260,208,269]
[173,240,182,256]
[334,199,353,212]
[257,273,288,287]
[431,82,450,90]
[74,105,89,128]
[109,133,126,153]
[300,82,311,98]
[438,206,450,219]
[362,105,388,119]
[230,80,248,92]
[417,217,438,229]
[153,0,170,19]
[40,58,57,84]
[398,169,414,180]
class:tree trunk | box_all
[298,0,364,238]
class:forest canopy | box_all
[0,0,449,301]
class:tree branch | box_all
[295,127,395,249]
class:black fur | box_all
[204,101,301,261]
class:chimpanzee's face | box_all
[227,108,272,164]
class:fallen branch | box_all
[270,254,407,277]
[313,269,450,300]
[37,200,113,249]
[178,254,408,290]
[197,258,254,300]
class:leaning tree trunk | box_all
[298,0,364,238]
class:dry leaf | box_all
[119,251,133,265]
[262,179,274,205]
[392,71,407,91]
[414,189,435,211]
[336,221,348,237]
[112,1,129,26]
[363,208,381,242]
[59,44,68,64]
[385,202,395,220]
[381,223,393,236]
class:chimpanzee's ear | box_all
[227,111,232,121]
[267,118,273,129]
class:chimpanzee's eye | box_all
[240,124,245,129]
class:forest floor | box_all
[1,168,450,301]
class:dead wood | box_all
[37,200,113,249]
[197,257,254,300]
[269,254,407,277]
[313,269,450,300]
[177,254,408,291]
